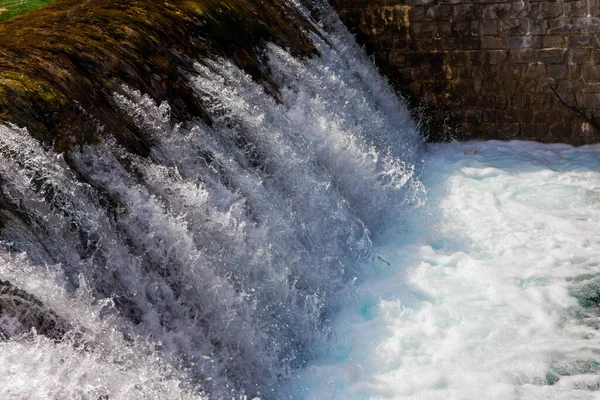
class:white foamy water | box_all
[295,140,600,399]
[0,1,424,397]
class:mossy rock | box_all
[0,0,316,153]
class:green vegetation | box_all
[0,0,57,22]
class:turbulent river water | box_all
[294,141,600,399]
[1,1,600,399]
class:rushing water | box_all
[295,141,600,399]
[0,1,424,398]
[3,0,600,398]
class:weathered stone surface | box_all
[329,0,600,144]
[0,0,316,152]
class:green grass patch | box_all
[0,0,57,22]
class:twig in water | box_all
[377,256,391,267]
[550,84,600,135]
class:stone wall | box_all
[330,0,600,144]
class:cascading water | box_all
[6,1,600,399]
[0,1,424,398]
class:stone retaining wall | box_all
[330,0,600,144]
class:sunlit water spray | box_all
[294,141,600,399]
[4,0,600,397]
[0,1,424,398]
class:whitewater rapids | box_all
[295,140,600,399]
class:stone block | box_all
[388,50,407,65]
[410,5,452,22]
[512,1,530,18]
[487,50,508,64]
[497,122,521,138]
[541,2,563,19]
[481,77,501,92]
[570,63,582,79]
[501,19,531,35]
[471,20,482,35]
[446,51,469,66]
[571,48,592,63]
[484,110,497,122]
[456,37,482,50]
[580,93,600,108]
[549,18,600,35]
[556,80,573,93]
[516,78,539,93]
[509,49,536,63]
[520,123,548,138]
[490,95,508,109]
[537,49,568,64]
[526,63,547,79]
[481,36,506,49]
[582,65,600,80]
[471,65,488,80]
[542,35,566,48]
[583,83,600,93]
[439,5,454,20]
[409,6,429,22]
[497,65,527,81]
[406,0,437,5]
[392,36,410,50]
[438,22,453,36]
[537,79,555,93]
[568,35,593,47]
[593,0,600,17]
[501,109,533,122]
[510,94,529,108]
[453,4,483,20]
[528,3,543,19]
[415,38,437,52]
[564,1,592,18]
[482,4,512,19]
[452,21,472,37]
[559,92,577,106]
[548,123,572,137]
[508,35,542,49]
[534,110,558,122]
[410,22,439,37]
[435,37,457,51]
[548,64,569,79]
[528,19,549,35]
[530,94,554,109]
[482,20,498,35]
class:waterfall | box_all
[0,1,424,398]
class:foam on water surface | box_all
[294,141,600,399]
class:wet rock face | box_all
[0,280,71,340]
[0,0,315,153]
[330,0,600,145]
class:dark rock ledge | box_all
[0,0,316,154]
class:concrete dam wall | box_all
[330,0,600,144]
